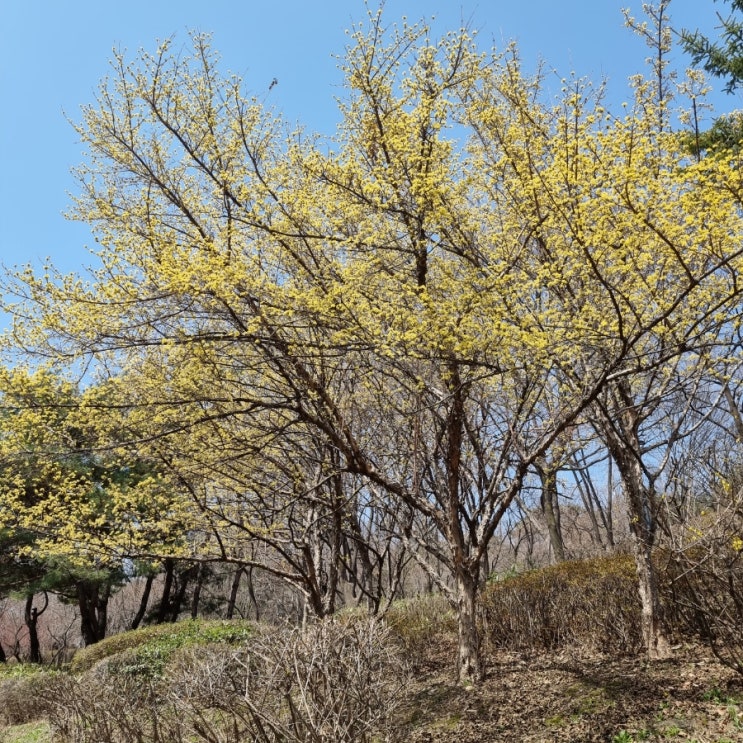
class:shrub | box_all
[43,671,175,743]
[164,617,406,742]
[70,618,253,674]
[665,536,743,673]
[480,554,643,655]
[383,593,457,660]
[0,668,59,726]
[49,616,406,743]
[46,620,255,742]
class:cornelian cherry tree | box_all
[4,6,743,681]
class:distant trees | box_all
[0,369,183,647]
[3,5,743,681]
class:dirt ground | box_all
[397,639,743,742]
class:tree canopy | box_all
[3,5,743,681]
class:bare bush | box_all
[664,487,743,673]
[42,669,183,743]
[170,617,407,743]
[480,554,644,655]
[0,669,57,725]
[46,616,405,743]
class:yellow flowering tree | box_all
[4,7,743,680]
[0,367,187,643]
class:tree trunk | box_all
[344,512,384,612]
[169,565,193,622]
[156,559,175,624]
[623,470,670,659]
[130,574,154,630]
[455,567,482,683]
[245,566,260,621]
[445,362,483,684]
[77,581,108,646]
[599,387,671,660]
[97,584,110,640]
[537,462,565,562]
[226,566,243,620]
[24,593,45,663]
[723,384,743,441]
[191,563,206,619]
[633,534,670,658]
[320,473,343,616]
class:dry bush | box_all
[44,620,252,743]
[383,593,457,661]
[170,617,407,743]
[480,554,644,655]
[47,616,405,743]
[665,547,743,670]
[0,668,57,725]
[663,492,743,674]
[42,672,181,743]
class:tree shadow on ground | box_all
[399,643,743,742]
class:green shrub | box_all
[70,619,253,674]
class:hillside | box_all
[399,638,743,742]
[2,614,743,743]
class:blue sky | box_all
[0,0,739,283]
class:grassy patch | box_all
[0,721,50,743]
[70,618,253,675]
[0,663,50,680]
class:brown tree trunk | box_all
[456,566,482,683]
[97,583,110,640]
[445,362,484,684]
[130,574,154,630]
[723,384,743,441]
[156,559,175,624]
[225,565,243,619]
[537,461,565,562]
[320,472,344,617]
[170,564,194,622]
[344,511,384,612]
[599,384,671,660]
[622,468,670,659]
[191,563,206,619]
[245,566,260,621]
[24,593,46,663]
[633,534,669,658]
[77,581,109,646]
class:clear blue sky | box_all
[0,0,738,282]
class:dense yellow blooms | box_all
[1,17,742,579]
